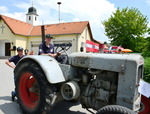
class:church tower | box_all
[26,6,39,25]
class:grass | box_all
[143,57,150,83]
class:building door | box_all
[31,41,41,55]
[5,43,10,56]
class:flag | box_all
[86,40,99,53]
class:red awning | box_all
[86,40,99,53]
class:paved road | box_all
[0,59,94,114]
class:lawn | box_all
[143,57,150,83]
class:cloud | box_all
[0,0,116,42]
[3,12,26,22]
[0,5,25,22]
[0,6,8,13]
[146,0,150,5]
[35,0,116,42]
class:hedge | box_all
[143,57,150,83]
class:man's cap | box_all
[45,34,53,38]
[17,47,24,51]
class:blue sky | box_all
[108,0,150,21]
[0,0,150,42]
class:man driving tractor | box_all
[39,34,67,64]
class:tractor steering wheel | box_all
[54,43,72,54]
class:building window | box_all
[35,17,37,21]
[29,16,31,20]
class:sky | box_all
[0,0,150,43]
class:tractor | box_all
[14,43,144,114]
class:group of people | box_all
[5,34,62,100]
[6,34,61,69]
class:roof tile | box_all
[0,14,88,36]
[30,21,89,36]
[0,15,33,35]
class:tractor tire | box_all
[97,105,136,114]
[15,61,56,114]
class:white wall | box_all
[30,41,41,55]
[26,15,38,25]
[0,41,5,56]
[0,20,16,56]
[52,40,73,55]
[0,40,10,56]
[27,34,77,55]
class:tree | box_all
[146,28,150,51]
[104,41,108,44]
[103,7,148,52]
[142,28,150,57]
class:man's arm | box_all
[39,44,59,57]
[5,60,15,69]
[40,53,57,57]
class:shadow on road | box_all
[50,100,87,114]
[0,96,87,114]
[0,96,22,114]
[0,96,11,101]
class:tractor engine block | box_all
[80,70,118,110]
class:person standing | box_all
[5,47,25,101]
[24,49,29,56]
[6,47,25,69]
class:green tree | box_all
[142,28,150,57]
[146,29,150,50]
[104,41,108,44]
[142,29,150,83]
[103,7,148,52]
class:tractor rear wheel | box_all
[15,61,56,114]
[96,105,136,114]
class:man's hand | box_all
[56,52,61,56]
[5,60,16,69]
[48,53,61,57]
[8,65,16,69]
[48,53,57,57]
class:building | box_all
[0,6,100,57]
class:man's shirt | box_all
[9,55,25,65]
[39,43,54,55]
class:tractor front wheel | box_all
[96,105,136,114]
[15,61,55,114]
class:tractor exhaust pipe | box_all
[41,25,45,43]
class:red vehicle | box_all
[103,49,109,53]
[109,46,124,53]
[139,95,150,114]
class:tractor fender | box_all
[14,55,65,84]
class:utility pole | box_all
[57,2,61,23]
[32,1,33,7]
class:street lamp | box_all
[57,2,62,23]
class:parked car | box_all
[109,46,124,53]
[103,49,109,53]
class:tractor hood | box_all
[69,52,144,73]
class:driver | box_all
[38,34,67,64]
[38,34,60,57]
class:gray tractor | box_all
[14,43,144,114]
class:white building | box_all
[0,6,100,57]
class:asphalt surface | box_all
[0,59,94,114]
